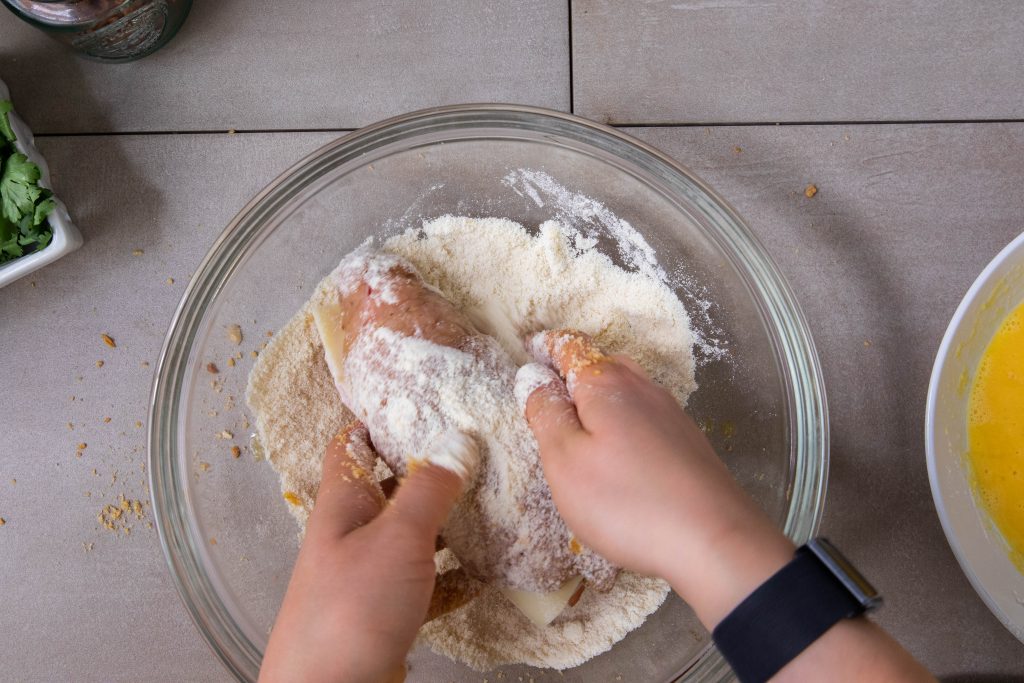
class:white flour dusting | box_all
[503,168,668,285]
[385,216,696,401]
[247,213,699,670]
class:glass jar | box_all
[2,0,192,63]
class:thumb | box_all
[386,431,479,540]
[515,362,584,452]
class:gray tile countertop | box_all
[2,2,1023,681]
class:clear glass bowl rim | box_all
[148,103,829,682]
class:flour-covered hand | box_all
[516,329,794,627]
[259,422,475,683]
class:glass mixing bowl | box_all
[150,104,828,682]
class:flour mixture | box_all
[246,215,699,670]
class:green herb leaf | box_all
[33,196,55,226]
[1,152,43,223]
[0,215,23,261]
[0,103,58,264]
[0,101,15,143]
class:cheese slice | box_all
[312,298,347,388]
[498,575,584,627]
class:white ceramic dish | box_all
[926,230,1024,643]
[0,77,81,289]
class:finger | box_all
[377,475,447,550]
[515,362,584,450]
[385,431,479,541]
[610,353,651,380]
[527,329,608,393]
[305,421,386,541]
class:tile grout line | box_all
[567,0,574,114]
[33,128,359,138]
[611,118,1024,128]
[30,118,1024,138]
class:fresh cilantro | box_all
[33,195,55,226]
[2,153,43,223]
[0,215,21,258]
[0,101,59,265]
[0,100,14,143]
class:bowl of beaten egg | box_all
[927,230,1024,643]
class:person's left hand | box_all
[259,421,475,683]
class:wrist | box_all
[665,514,794,629]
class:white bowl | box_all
[926,230,1024,643]
[0,78,81,289]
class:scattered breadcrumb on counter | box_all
[95,360,104,368]
[227,324,243,345]
[0,517,6,526]
[97,494,146,533]
[132,248,144,256]
[804,183,818,198]
[207,362,219,374]
[101,333,116,348]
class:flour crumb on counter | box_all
[97,494,146,533]
[226,323,243,345]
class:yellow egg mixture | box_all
[968,300,1024,571]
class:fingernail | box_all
[422,430,479,481]
[514,362,561,415]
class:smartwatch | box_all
[711,537,882,683]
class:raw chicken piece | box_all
[313,248,619,624]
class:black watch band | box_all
[711,538,882,683]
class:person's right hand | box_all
[515,329,795,627]
[517,330,937,683]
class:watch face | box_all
[807,538,883,612]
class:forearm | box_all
[775,617,935,682]
[667,521,934,682]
